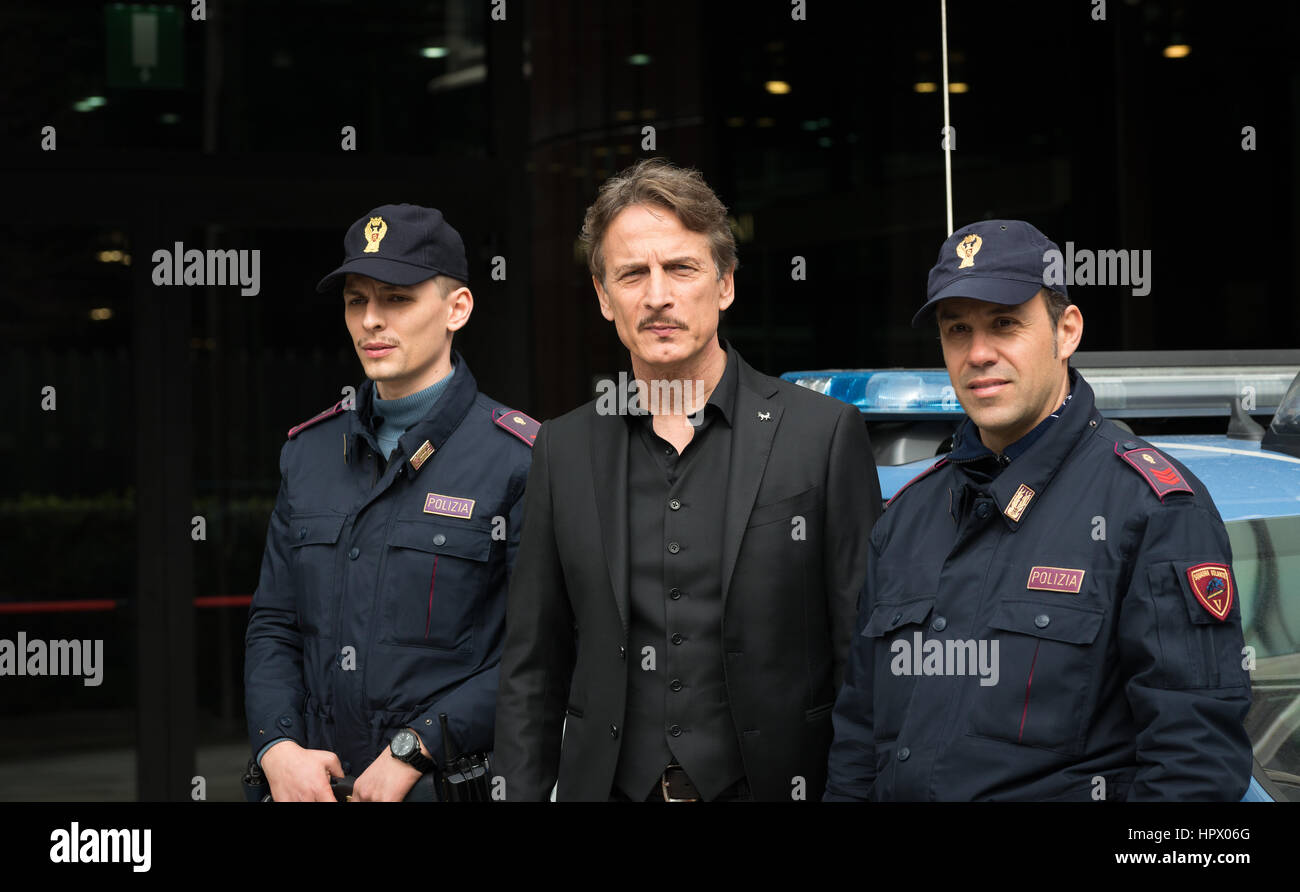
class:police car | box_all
[785,350,1300,802]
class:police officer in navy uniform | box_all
[825,220,1253,801]
[244,204,537,801]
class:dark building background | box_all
[0,0,1296,799]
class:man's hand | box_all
[350,735,427,802]
[260,741,344,802]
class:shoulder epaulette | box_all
[493,408,540,447]
[1114,441,1193,500]
[287,399,347,439]
[885,458,948,509]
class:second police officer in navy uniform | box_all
[244,204,537,801]
[825,220,1253,801]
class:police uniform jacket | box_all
[244,353,535,776]
[825,371,1253,801]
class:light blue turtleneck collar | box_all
[371,365,456,459]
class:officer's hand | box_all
[350,748,423,802]
[260,741,343,802]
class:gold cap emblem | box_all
[362,216,388,254]
[956,234,982,269]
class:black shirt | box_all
[614,345,748,800]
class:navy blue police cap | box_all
[316,203,469,292]
[912,219,1066,327]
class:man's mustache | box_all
[638,317,687,330]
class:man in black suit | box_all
[493,159,881,801]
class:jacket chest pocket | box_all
[861,596,935,743]
[966,599,1104,755]
[380,518,491,652]
[745,484,820,529]
[737,486,821,585]
[289,512,347,636]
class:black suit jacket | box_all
[493,351,881,800]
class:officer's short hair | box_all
[1040,287,1071,330]
[1039,287,1072,358]
[581,158,737,285]
[433,274,466,299]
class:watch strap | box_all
[405,748,435,774]
[393,730,436,774]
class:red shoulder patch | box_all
[1186,562,1234,621]
[1115,443,1193,500]
[885,458,948,509]
[287,399,347,439]
[493,408,540,447]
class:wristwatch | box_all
[389,728,435,774]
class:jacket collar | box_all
[963,368,1100,530]
[348,351,478,477]
[949,371,1076,466]
[704,339,740,427]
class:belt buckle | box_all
[660,765,699,802]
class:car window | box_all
[1229,515,1300,800]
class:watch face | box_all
[391,731,415,758]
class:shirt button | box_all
[664,446,673,456]
[619,646,626,660]
[669,588,682,600]
[931,616,947,632]
[348,547,360,560]
[897,747,910,762]
[667,542,680,554]
[669,724,683,737]
[671,633,684,645]
[670,679,683,692]
[1035,614,1050,629]
[975,502,991,519]
[298,527,308,540]
[278,717,292,728]
[432,534,446,546]
[609,724,619,739]
[668,498,681,511]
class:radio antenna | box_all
[941,0,954,235]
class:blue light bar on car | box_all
[782,365,1300,420]
[782,370,961,419]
